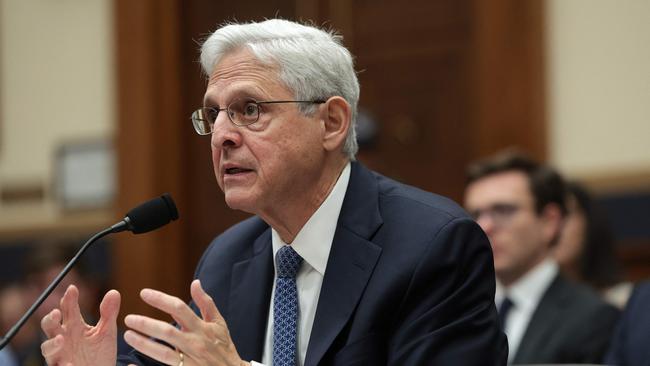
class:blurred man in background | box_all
[0,244,102,366]
[554,181,632,308]
[0,281,41,366]
[464,151,619,364]
[26,244,102,327]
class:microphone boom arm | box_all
[0,226,114,350]
[0,193,178,350]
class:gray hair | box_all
[200,19,359,159]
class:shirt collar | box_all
[271,162,351,275]
[495,258,558,310]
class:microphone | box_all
[111,193,179,234]
[0,193,179,350]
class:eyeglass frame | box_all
[190,99,326,135]
[469,203,523,228]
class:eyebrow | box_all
[203,89,266,107]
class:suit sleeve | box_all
[387,217,508,366]
[603,283,649,365]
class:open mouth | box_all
[225,167,252,174]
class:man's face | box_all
[464,171,554,285]
[204,48,327,216]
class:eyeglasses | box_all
[190,99,326,135]
[469,203,521,227]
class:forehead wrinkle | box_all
[203,80,270,107]
[209,58,276,85]
[204,53,285,106]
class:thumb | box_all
[97,290,121,331]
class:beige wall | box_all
[0,0,114,195]
[546,0,650,178]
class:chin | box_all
[224,193,257,214]
[493,262,509,275]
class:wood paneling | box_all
[470,0,547,161]
[303,0,546,200]
[114,0,187,318]
[343,1,476,200]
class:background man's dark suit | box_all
[511,274,620,364]
[119,162,508,365]
[604,281,650,366]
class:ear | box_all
[321,96,351,153]
[541,203,564,245]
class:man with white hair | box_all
[40,19,507,366]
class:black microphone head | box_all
[125,193,179,234]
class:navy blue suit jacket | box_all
[119,162,507,365]
[604,281,650,366]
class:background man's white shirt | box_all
[495,258,558,364]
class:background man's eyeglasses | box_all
[470,203,521,227]
[190,99,325,135]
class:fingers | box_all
[190,279,222,323]
[41,308,63,338]
[40,334,63,357]
[60,285,84,326]
[41,334,64,365]
[139,288,199,330]
[96,289,121,332]
[123,330,181,366]
[124,314,186,350]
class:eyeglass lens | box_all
[470,203,520,226]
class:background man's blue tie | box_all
[273,245,303,366]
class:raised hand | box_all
[123,279,248,366]
[40,285,121,366]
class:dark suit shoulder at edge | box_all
[371,171,470,221]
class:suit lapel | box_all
[304,162,383,366]
[228,229,274,362]
[512,274,564,364]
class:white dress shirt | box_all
[251,162,351,366]
[495,258,558,364]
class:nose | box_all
[211,112,242,149]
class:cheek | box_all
[571,217,587,244]
[504,223,543,256]
[210,141,220,161]
[561,219,579,243]
[258,133,307,170]
[559,220,585,256]
[211,147,225,188]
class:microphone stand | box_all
[0,226,116,350]
[0,192,177,350]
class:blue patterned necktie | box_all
[273,245,303,366]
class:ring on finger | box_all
[178,350,184,366]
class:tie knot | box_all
[276,246,303,278]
